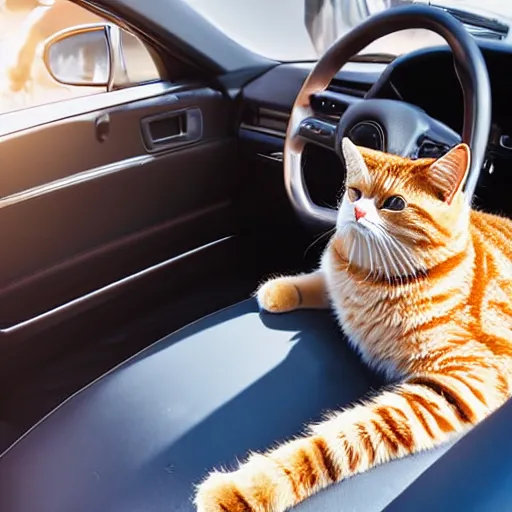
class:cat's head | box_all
[334,138,471,279]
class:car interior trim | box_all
[0,235,234,337]
[0,154,154,210]
[0,81,199,137]
[85,0,275,73]
[239,123,286,139]
[140,107,204,152]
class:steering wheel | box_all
[284,4,491,228]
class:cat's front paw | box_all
[256,278,301,313]
[194,471,254,512]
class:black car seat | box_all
[0,299,511,511]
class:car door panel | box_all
[1,85,229,195]
[0,83,239,354]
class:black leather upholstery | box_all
[0,421,17,454]
[385,396,512,512]
[0,299,508,511]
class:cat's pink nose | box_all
[354,206,366,221]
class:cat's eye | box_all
[381,195,406,211]
[347,187,362,202]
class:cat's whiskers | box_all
[359,226,385,282]
[340,219,423,284]
[341,222,380,281]
[388,239,416,276]
[371,233,384,279]
[348,232,357,269]
[371,228,400,282]
[388,232,423,278]
[392,238,421,277]
[304,227,336,258]
[368,231,387,277]
[376,227,412,279]
[385,238,403,279]
[357,232,364,269]
[363,235,375,282]
[374,236,391,282]
[373,224,423,282]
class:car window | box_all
[182,0,512,61]
[118,28,162,85]
[0,0,163,114]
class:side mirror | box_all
[43,23,130,89]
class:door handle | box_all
[140,108,203,152]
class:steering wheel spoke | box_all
[297,116,338,151]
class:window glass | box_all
[120,29,161,84]
[0,0,163,114]
[182,0,512,61]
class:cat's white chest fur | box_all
[321,249,406,381]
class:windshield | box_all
[182,0,512,61]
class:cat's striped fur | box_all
[194,140,512,512]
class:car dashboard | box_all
[239,39,512,219]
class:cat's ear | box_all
[427,143,470,204]
[341,137,370,184]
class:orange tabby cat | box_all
[195,138,512,512]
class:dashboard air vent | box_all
[328,78,372,98]
[240,106,289,137]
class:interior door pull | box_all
[140,108,203,152]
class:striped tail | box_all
[195,363,509,512]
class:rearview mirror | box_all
[43,24,112,87]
